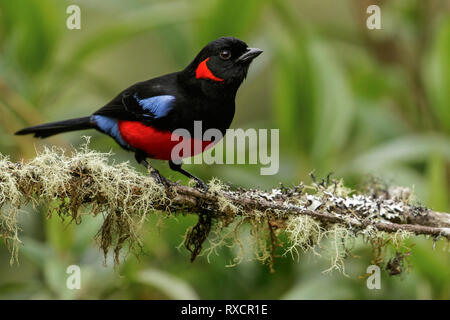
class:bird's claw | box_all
[150,169,172,188]
[194,178,209,192]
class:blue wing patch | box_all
[133,94,175,119]
[91,115,129,148]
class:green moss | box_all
[0,138,166,265]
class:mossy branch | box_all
[0,140,449,273]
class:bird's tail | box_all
[15,116,92,138]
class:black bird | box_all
[15,37,263,188]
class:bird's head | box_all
[183,37,263,96]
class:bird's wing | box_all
[93,86,176,125]
[122,91,175,122]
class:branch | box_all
[0,142,449,272]
[169,184,450,238]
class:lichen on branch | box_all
[0,139,449,274]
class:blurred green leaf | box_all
[20,237,55,268]
[424,18,450,133]
[409,241,450,297]
[426,153,449,211]
[194,0,268,44]
[45,209,74,253]
[272,33,315,153]
[0,0,63,75]
[281,271,355,299]
[138,268,199,299]
[347,134,450,173]
[309,40,354,168]
[62,1,197,73]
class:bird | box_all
[15,37,263,189]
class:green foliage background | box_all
[0,0,449,299]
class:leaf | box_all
[19,237,55,268]
[309,40,354,168]
[0,0,63,75]
[138,268,199,299]
[281,273,355,299]
[424,18,450,133]
[194,0,269,45]
[60,1,197,76]
[43,257,79,299]
[272,32,315,152]
[426,152,449,211]
[347,134,450,173]
[272,35,354,170]
[409,241,450,292]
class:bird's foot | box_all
[150,168,173,188]
[141,159,172,188]
[193,177,209,192]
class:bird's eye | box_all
[219,50,231,60]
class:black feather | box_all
[15,117,92,138]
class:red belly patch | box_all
[118,120,213,160]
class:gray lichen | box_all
[0,141,448,274]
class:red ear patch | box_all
[195,58,224,82]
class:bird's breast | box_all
[118,120,214,160]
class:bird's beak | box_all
[236,47,263,62]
